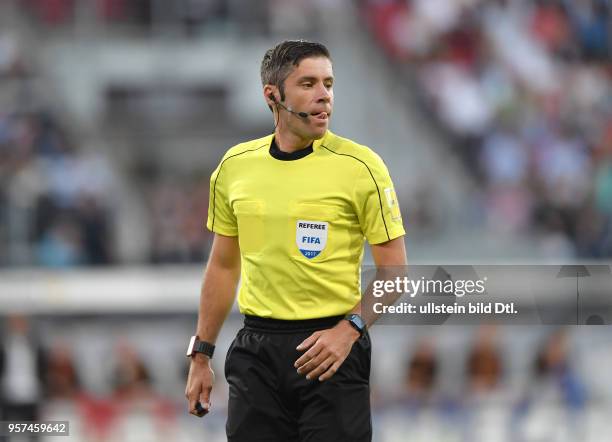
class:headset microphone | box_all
[294,109,310,119]
[269,94,309,119]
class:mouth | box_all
[310,111,329,121]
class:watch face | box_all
[353,315,365,331]
[348,314,366,333]
[186,336,196,357]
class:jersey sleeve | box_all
[206,161,238,236]
[353,153,406,244]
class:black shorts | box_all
[225,315,372,442]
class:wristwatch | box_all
[344,314,367,337]
[186,336,215,359]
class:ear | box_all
[263,85,278,106]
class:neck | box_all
[274,129,314,153]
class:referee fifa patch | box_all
[296,220,328,259]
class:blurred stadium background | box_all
[1,0,612,440]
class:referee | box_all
[185,40,406,441]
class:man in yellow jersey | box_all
[185,40,407,441]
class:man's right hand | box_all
[185,354,215,417]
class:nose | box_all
[316,84,332,103]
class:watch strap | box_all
[193,340,215,359]
[344,314,367,337]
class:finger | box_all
[200,386,212,411]
[187,393,199,416]
[187,385,210,417]
[294,343,324,368]
[296,331,322,351]
[304,356,334,380]
[296,350,330,375]
[184,372,192,397]
[318,360,342,382]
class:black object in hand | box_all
[194,401,209,417]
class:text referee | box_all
[185,40,407,441]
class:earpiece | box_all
[268,93,309,119]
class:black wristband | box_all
[193,340,215,359]
[344,314,367,337]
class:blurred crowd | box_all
[360,0,612,258]
[0,315,191,441]
[0,31,116,267]
[0,16,214,267]
[18,0,322,38]
[147,177,212,264]
[376,326,591,441]
[1,314,605,442]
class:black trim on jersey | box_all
[211,143,267,232]
[321,144,390,242]
[269,137,313,161]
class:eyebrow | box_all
[296,76,334,83]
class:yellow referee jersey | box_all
[206,130,405,319]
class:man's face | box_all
[277,56,334,140]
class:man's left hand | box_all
[294,320,360,382]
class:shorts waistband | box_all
[243,315,345,333]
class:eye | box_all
[302,83,313,88]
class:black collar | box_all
[269,137,313,161]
